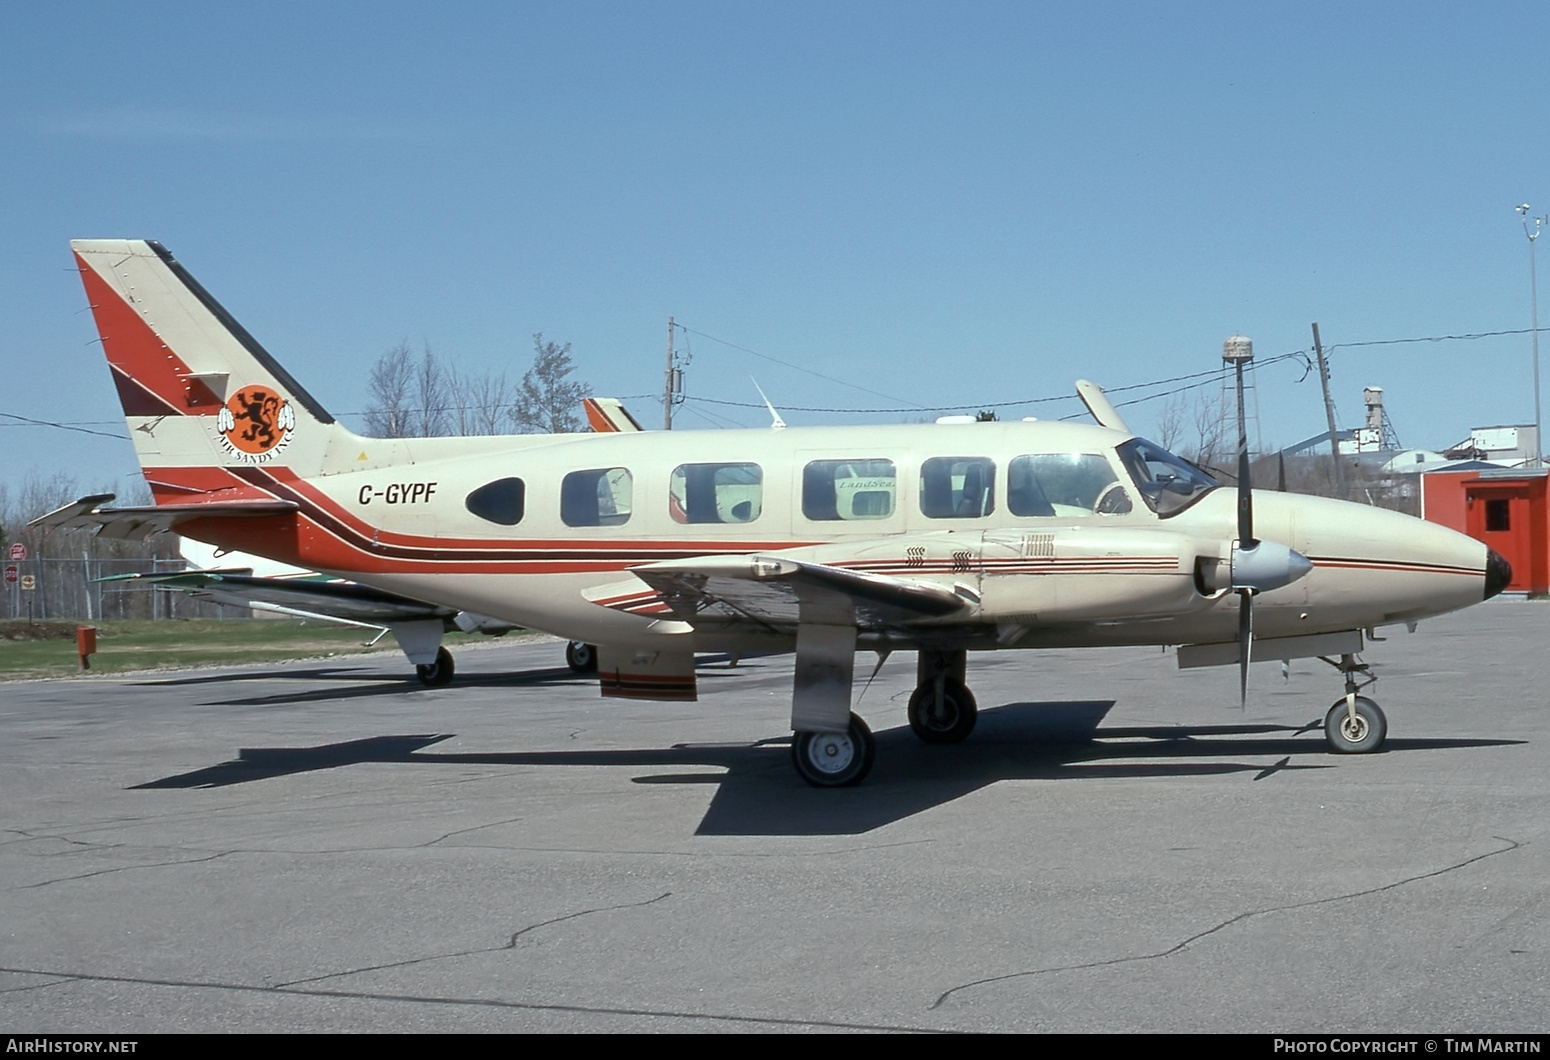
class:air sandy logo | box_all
[215,386,295,463]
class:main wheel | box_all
[565,641,598,674]
[415,646,455,687]
[1325,696,1386,753]
[791,713,875,787]
[907,678,978,744]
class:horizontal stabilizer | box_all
[30,494,298,540]
[103,570,457,625]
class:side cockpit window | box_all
[561,468,633,527]
[803,459,896,521]
[1115,438,1219,516]
[465,477,525,525]
[920,457,995,519]
[1009,454,1131,516]
[670,463,762,524]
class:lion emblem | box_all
[216,386,295,462]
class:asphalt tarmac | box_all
[2,600,1547,1033]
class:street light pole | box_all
[1517,204,1546,468]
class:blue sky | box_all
[3,2,1549,499]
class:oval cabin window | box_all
[465,477,525,525]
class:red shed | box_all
[1421,468,1549,595]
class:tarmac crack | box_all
[0,975,81,996]
[929,835,1524,1009]
[0,964,948,1032]
[2,828,112,852]
[419,817,528,846]
[19,849,236,889]
[274,891,674,988]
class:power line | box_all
[11,325,1543,441]
[0,413,129,440]
[677,325,929,409]
[1327,326,1547,350]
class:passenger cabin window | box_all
[670,462,763,524]
[465,477,525,525]
[561,468,633,527]
[1009,454,1131,516]
[803,459,896,521]
[920,457,995,519]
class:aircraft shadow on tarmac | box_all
[129,701,1524,836]
[149,656,766,708]
[165,667,595,706]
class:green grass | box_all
[0,618,415,680]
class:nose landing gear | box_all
[1320,652,1387,753]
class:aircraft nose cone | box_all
[1484,549,1513,600]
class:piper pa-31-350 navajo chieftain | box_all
[37,240,1513,787]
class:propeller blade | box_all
[1224,337,1257,709]
[1238,588,1253,708]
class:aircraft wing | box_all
[102,570,458,625]
[586,554,967,631]
[31,494,298,540]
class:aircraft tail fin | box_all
[72,239,351,484]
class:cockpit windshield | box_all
[1115,438,1220,517]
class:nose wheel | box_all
[1319,652,1386,753]
[1325,696,1387,753]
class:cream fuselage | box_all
[182,418,1493,653]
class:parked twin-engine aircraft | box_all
[37,240,1512,786]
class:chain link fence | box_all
[3,556,247,622]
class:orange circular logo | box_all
[215,386,295,462]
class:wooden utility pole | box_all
[664,316,675,430]
[1312,322,1346,499]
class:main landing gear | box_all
[415,646,455,687]
[1321,652,1387,754]
[791,713,875,787]
[566,641,598,674]
[788,648,982,788]
[907,649,978,744]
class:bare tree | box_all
[363,341,415,438]
[1190,390,1227,474]
[512,333,588,434]
[408,342,450,438]
[1153,393,1186,452]
[446,364,512,436]
[364,341,452,438]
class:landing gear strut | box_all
[908,649,977,744]
[1321,652,1386,753]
